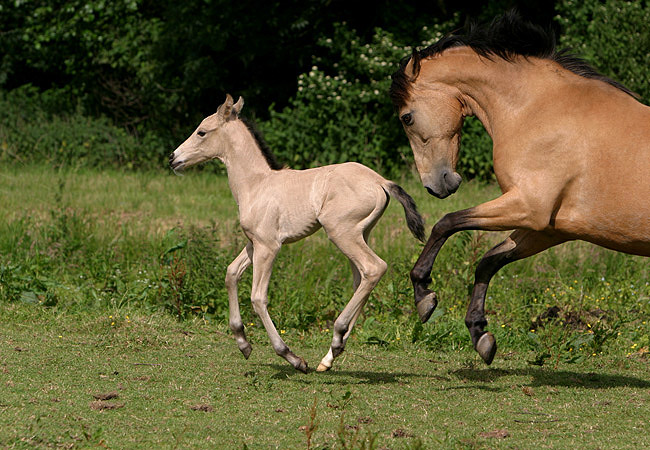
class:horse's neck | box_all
[423,47,553,138]
[222,124,273,205]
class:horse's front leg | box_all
[411,190,531,323]
[225,243,254,358]
[249,242,308,373]
[467,230,565,364]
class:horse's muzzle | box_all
[425,170,462,199]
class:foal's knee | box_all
[362,259,387,283]
[225,265,239,290]
[250,296,266,316]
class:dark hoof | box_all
[239,343,252,360]
[294,357,309,374]
[416,291,438,323]
[476,332,497,365]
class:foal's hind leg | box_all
[249,242,308,373]
[225,243,254,358]
[467,230,565,364]
[317,233,387,371]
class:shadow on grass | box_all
[452,367,650,389]
[265,363,432,385]
[263,363,650,390]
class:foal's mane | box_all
[390,11,637,108]
[240,117,284,171]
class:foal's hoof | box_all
[239,343,252,360]
[476,332,497,365]
[316,363,331,372]
[294,357,309,374]
[416,292,438,323]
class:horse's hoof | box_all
[416,292,438,323]
[294,357,309,374]
[239,343,252,360]
[316,363,331,372]
[476,332,497,365]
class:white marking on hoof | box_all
[417,292,438,323]
[316,363,331,372]
[476,332,497,365]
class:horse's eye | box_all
[401,113,414,126]
[197,130,206,137]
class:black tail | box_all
[386,183,425,242]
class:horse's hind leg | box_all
[317,233,387,371]
[467,230,565,364]
[250,242,308,373]
[225,243,254,358]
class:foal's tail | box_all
[385,182,426,242]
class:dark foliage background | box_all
[1,0,647,176]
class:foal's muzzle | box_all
[169,151,185,172]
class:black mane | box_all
[240,117,284,171]
[390,11,636,108]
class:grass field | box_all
[1,164,649,448]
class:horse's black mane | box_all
[240,117,284,170]
[390,11,636,108]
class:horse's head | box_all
[169,94,244,172]
[392,58,465,199]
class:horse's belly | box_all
[553,206,650,257]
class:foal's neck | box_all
[222,120,275,205]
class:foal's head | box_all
[169,94,244,172]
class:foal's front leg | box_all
[250,242,308,373]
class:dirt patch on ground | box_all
[530,305,614,332]
[189,404,214,412]
[90,400,124,410]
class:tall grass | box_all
[1,165,648,363]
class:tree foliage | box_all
[1,1,647,179]
[556,0,650,104]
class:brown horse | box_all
[390,12,650,364]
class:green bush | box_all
[556,0,650,104]
[0,86,167,170]
[260,21,494,180]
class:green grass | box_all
[1,164,649,448]
[2,303,649,449]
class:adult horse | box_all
[390,12,650,364]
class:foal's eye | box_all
[197,130,206,137]
[401,113,414,126]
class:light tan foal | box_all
[170,94,424,372]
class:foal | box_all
[170,94,425,372]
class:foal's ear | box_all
[232,96,244,117]
[219,94,235,121]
